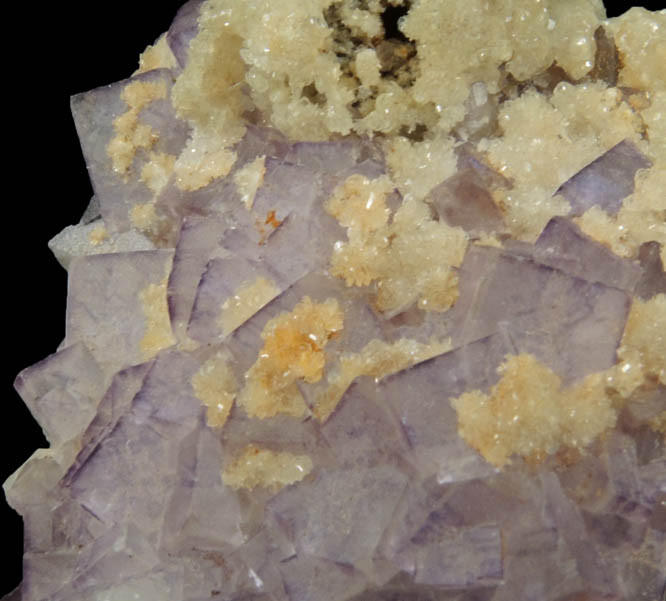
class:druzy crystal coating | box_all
[5,1,666,600]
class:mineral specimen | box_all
[4,0,666,600]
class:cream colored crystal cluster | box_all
[123,1,666,248]
[175,0,607,138]
[452,295,666,467]
[150,0,665,475]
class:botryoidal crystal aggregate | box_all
[5,1,666,600]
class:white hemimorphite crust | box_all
[385,133,457,201]
[451,354,617,467]
[174,129,237,191]
[100,0,666,255]
[222,444,313,491]
[326,174,468,315]
[49,222,155,268]
[315,337,452,422]
[238,296,344,419]
[191,351,238,428]
[483,82,645,240]
[217,276,280,337]
[139,275,177,360]
[402,0,603,122]
[233,155,266,210]
[607,7,666,93]
[176,0,607,141]
[134,34,178,75]
[107,79,168,177]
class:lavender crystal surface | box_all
[556,140,653,217]
[5,1,666,600]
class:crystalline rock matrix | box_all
[5,1,666,600]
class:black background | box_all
[1,0,659,595]
[3,1,183,594]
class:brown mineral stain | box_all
[203,552,227,568]
[554,446,583,468]
[256,210,285,245]
[265,210,283,229]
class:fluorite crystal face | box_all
[4,1,666,600]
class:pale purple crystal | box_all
[166,0,203,69]
[533,217,641,291]
[430,170,505,235]
[65,250,174,370]
[542,472,618,596]
[320,378,410,469]
[279,556,367,601]
[604,431,648,516]
[9,118,664,599]
[14,344,105,448]
[70,70,189,232]
[413,524,503,587]
[382,334,507,481]
[556,139,652,216]
[451,244,631,381]
[168,215,233,341]
[269,465,408,566]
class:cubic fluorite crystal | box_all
[4,1,666,600]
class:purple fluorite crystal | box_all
[5,2,666,601]
[167,0,204,69]
[556,139,653,217]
